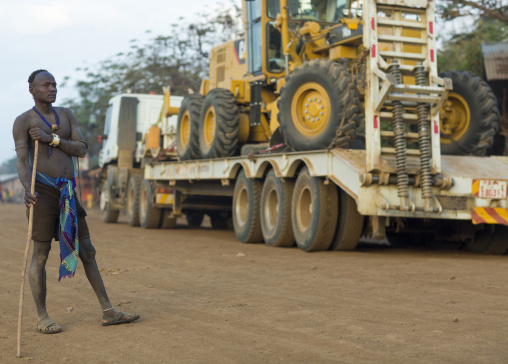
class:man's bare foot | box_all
[37,319,62,334]
[101,308,140,326]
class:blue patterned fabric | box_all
[36,172,80,280]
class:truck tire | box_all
[186,212,204,227]
[139,179,162,229]
[160,209,177,229]
[100,170,119,223]
[260,170,295,247]
[233,170,263,244]
[291,167,338,251]
[467,225,508,255]
[126,175,142,227]
[329,189,364,251]
[439,71,499,156]
[278,59,361,151]
[177,94,203,160]
[199,88,239,159]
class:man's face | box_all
[30,72,57,104]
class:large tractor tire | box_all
[329,189,364,251]
[126,175,142,227]
[100,169,119,223]
[139,179,162,229]
[278,59,361,151]
[232,170,264,244]
[176,94,204,160]
[439,71,499,156]
[198,88,239,159]
[291,167,338,251]
[260,170,295,247]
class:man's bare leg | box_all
[29,240,61,333]
[78,237,139,324]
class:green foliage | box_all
[63,1,242,166]
[437,0,508,24]
[437,18,508,77]
[0,156,17,174]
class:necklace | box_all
[32,106,60,131]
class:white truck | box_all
[98,92,184,228]
[99,0,508,255]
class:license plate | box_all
[476,180,507,199]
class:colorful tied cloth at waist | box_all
[36,171,80,280]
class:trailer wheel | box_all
[160,209,177,229]
[126,175,143,227]
[186,212,204,227]
[439,71,499,156]
[100,170,119,223]
[199,88,239,159]
[139,179,161,229]
[467,225,508,255]
[177,94,204,160]
[292,167,338,251]
[233,170,263,244]
[278,59,361,151]
[329,189,364,251]
[260,170,295,247]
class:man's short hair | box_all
[28,69,49,85]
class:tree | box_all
[436,0,508,76]
[63,1,242,166]
[0,156,17,174]
[437,0,508,24]
[437,18,508,77]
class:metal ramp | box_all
[363,0,451,213]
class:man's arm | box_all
[13,115,37,207]
[28,108,87,158]
[59,108,87,158]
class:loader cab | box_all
[245,0,355,78]
[284,0,349,22]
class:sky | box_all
[0,0,468,167]
[0,0,240,166]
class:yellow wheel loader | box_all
[173,0,499,161]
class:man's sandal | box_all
[37,319,62,334]
[101,311,140,326]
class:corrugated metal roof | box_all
[482,42,508,81]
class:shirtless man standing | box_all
[13,69,140,334]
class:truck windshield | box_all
[268,0,349,23]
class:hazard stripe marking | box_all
[472,179,479,196]
[472,207,508,225]
[156,193,171,204]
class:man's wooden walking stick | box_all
[17,140,38,358]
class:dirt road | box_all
[1,203,508,363]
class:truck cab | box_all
[99,93,180,168]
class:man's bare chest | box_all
[29,109,71,139]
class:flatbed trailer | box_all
[144,149,508,254]
[101,0,508,255]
